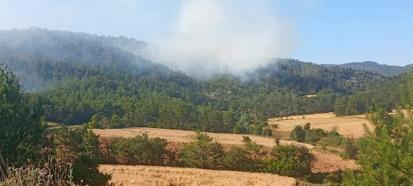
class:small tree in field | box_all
[290,125,305,142]
[180,132,224,169]
[263,145,312,177]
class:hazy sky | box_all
[0,0,412,66]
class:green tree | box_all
[342,112,413,185]
[110,134,167,165]
[0,67,45,165]
[111,113,123,128]
[53,127,110,185]
[290,125,306,142]
[223,147,256,171]
[180,132,225,169]
[264,145,312,177]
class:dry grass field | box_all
[311,151,359,173]
[93,127,358,173]
[268,112,372,138]
[99,165,296,186]
[93,127,314,149]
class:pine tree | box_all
[0,67,45,165]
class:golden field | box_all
[93,127,358,173]
[99,164,296,186]
[94,127,314,149]
[269,112,372,138]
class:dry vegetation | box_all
[94,127,314,149]
[93,127,358,174]
[268,112,372,138]
[99,164,296,186]
[311,151,359,173]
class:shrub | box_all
[53,127,110,185]
[262,128,273,137]
[242,136,261,154]
[233,124,247,134]
[341,139,358,159]
[242,136,252,143]
[223,147,257,171]
[323,128,344,146]
[304,128,326,144]
[304,123,311,130]
[290,126,306,142]
[0,155,73,185]
[180,132,225,169]
[263,145,312,177]
[110,134,167,165]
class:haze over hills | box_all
[0,28,393,127]
[324,61,413,76]
[0,29,390,92]
[1,1,413,185]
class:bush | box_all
[223,147,257,171]
[304,128,326,144]
[341,139,358,159]
[263,145,312,177]
[110,134,167,165]
[262,128,273,137]
[0,155,73,185]
[180,132,225,169]
[323,128,345,146]
[290,126,306,142]
[233,124,247,134]
[53,127,110,185]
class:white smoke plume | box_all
[146,0,295,77]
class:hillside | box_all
[0,28,162,91]
[325,61,412,76]
[0,29,389,133]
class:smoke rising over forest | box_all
[145,0,295,77]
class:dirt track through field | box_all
[268,112,372,138]
[99,164,296,186]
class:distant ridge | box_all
[324,61,413,76]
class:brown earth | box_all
[99,164,296,186]
[268,112,372,138]
[310,150,359,173]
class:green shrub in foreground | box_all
[263,145,312,177]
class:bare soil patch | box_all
[99,164,296,186]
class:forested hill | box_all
[0,28,164,91]
[0,28,394,135]
[251,59,385,94]
[324,61,412,76]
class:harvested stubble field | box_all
[94,127,314,149]
[99,164,296,186]
[268,112,372,138]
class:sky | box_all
[0,0,412,66]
